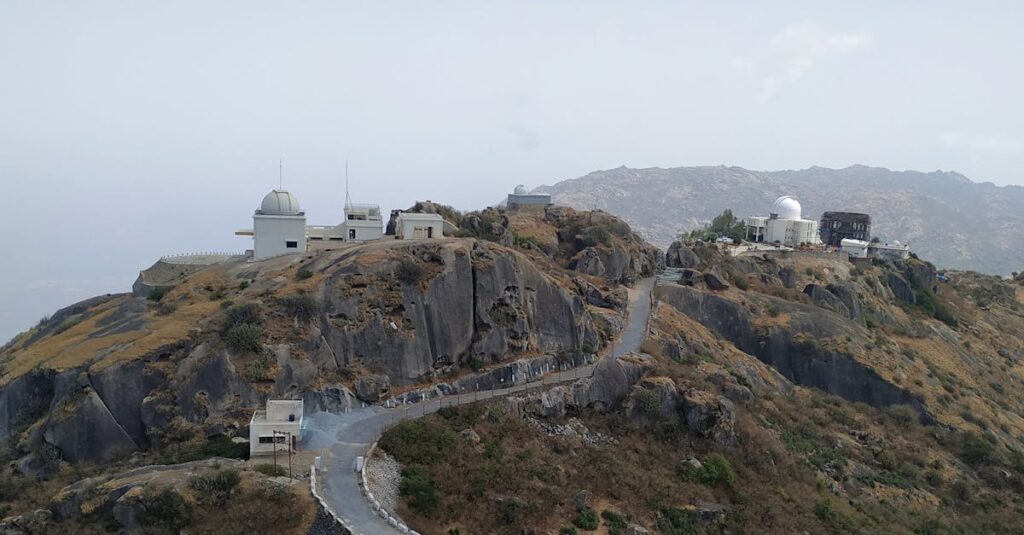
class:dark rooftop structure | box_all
[820,212,871,247]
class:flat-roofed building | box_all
[249,399,303,458]
[395,212,444,240]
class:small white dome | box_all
[770,196,802,220]
[513,184,528,195]
[260,189,301,214]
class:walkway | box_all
[305,277,655,535]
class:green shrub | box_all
[226,323,263,353]
[225,303,262,331]
[884,404,919,426]
[601,510,628,534]
[656,508,695,535]
[278,294,319,322]
[813,498,852,532]
[148,287,169,302]
[139,487,193,533]
[254,463,287,477]
[397,259,424,284]
[295,267,313,280]
[581,226,612,247]
[697,453,736,489]
[573,508,599,530]
[959,431,996,466]
[156,301,178,316]
[156,436,250,465]
[379,420,456,465]
[239,280,250,290]
[400,466,441,516]
[560,528,579,535]
[188,468,241,504]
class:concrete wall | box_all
[254,214,307,260]
[507,193,552,208]
[249,419,301,457]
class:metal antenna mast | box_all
[344,159,352,210]
[279,159,283,189]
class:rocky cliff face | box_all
[538,164,1024,275]
[0,235,621,468]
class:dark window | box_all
[258,436,275,444]
[285,241,298,248]
[349,229,356,239]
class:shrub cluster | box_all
[188,468,241,505]
[224,303,263,353]
[278,294,319,322]
[397,258,425,284]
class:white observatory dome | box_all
[513,184,529,195]
[770,196,802,220]
[260,189,301,214]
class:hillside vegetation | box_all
[379,241,1024,534]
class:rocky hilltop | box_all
[373,242,1024,534]
[537,164,1024,275]
[0,206,656,475]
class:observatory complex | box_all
[745,196,821,247]
[236,188,387,260]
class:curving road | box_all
[304,277,654,535]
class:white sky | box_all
[1,1,1022,341]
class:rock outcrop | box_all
[655,284,930,417]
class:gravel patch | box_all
[365,449,401,514]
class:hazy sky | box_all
[1,1,1022,342]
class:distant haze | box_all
[1,2,1022,342]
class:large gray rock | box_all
[803,284,851,319]
[571,353,653,411]
[703,270,730,291]
[886,273,916,305]
[176,352,260,423]
[0,368,55,440]
[354,374,391,403]
[679,389,735,444]
[321,242,598,384]
[625,377,679,421]
[43,384,139,463]
[90,359,166,448]
[666,241,700,269]
[304,383,355,414]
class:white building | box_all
[236,190,308,260]
[395,212,444,240]
[249,399,304,458]
[746,196,820,247]
[340,203,383,241]
[840,238,869,258]
[868,241,911,260]
[307,203,383,250]
[240,189,385,257]
[507,184,552,209]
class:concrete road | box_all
[307,277,655,535]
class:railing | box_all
[159,251,244,264]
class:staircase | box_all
[656,267,684,286]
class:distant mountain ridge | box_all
[536,165,1024,275]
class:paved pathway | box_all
[305,277,655,535]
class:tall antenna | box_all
[279,159,283,189]
[344,159,352,209]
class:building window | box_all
[258,435,286,444]
[285,241,298,248]
[349,229,356,239]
